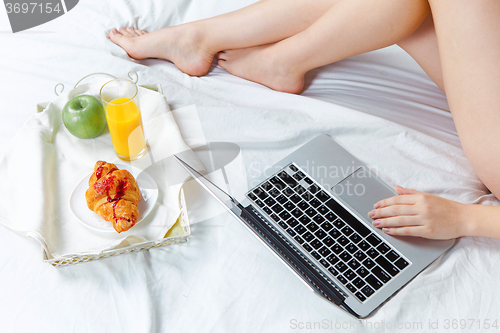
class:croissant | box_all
[85,161,141,233]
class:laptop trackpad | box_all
[332,167,396,220]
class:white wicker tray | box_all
[36,74,191,267]
[43,188,191,267]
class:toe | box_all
[109,29,124,43]
[119,27,133,37]
[217,59,227,70]
[216,52,227,61]
[108,27,148,59]
[126,27,141,37]
[117,28,127,36]
[126,27,136,35]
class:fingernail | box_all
[372,220,380,227]
[368,210,375,218]
[374,202,380,209]
[382,228,390,233]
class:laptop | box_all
[175,134,455,318]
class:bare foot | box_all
[217,44,305,94]
[108,25,215,77]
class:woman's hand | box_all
[368,186,467,240]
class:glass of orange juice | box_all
[99,79,147,161]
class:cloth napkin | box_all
[0,77,204,260]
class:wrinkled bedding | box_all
[1,1,499,332]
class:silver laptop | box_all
[175,134,455,318]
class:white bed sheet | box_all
[1,1,500,332]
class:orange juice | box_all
[105,97,146,159]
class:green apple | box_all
[62,95,107,139]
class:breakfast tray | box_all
[43,188,191,267]
[30,72,194,267]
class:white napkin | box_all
[0,77,204,259]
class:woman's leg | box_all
[397,12,443,92]
[108,0,338,76]
[370,0,500,239]
[426,0,500,198]
[218,0,430,93]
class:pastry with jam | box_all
[85,161,141,233]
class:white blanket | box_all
[1,0,499,332]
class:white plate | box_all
[70,164,158,233]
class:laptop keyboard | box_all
[247,163,410,302]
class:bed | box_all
[1,0,499,332]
